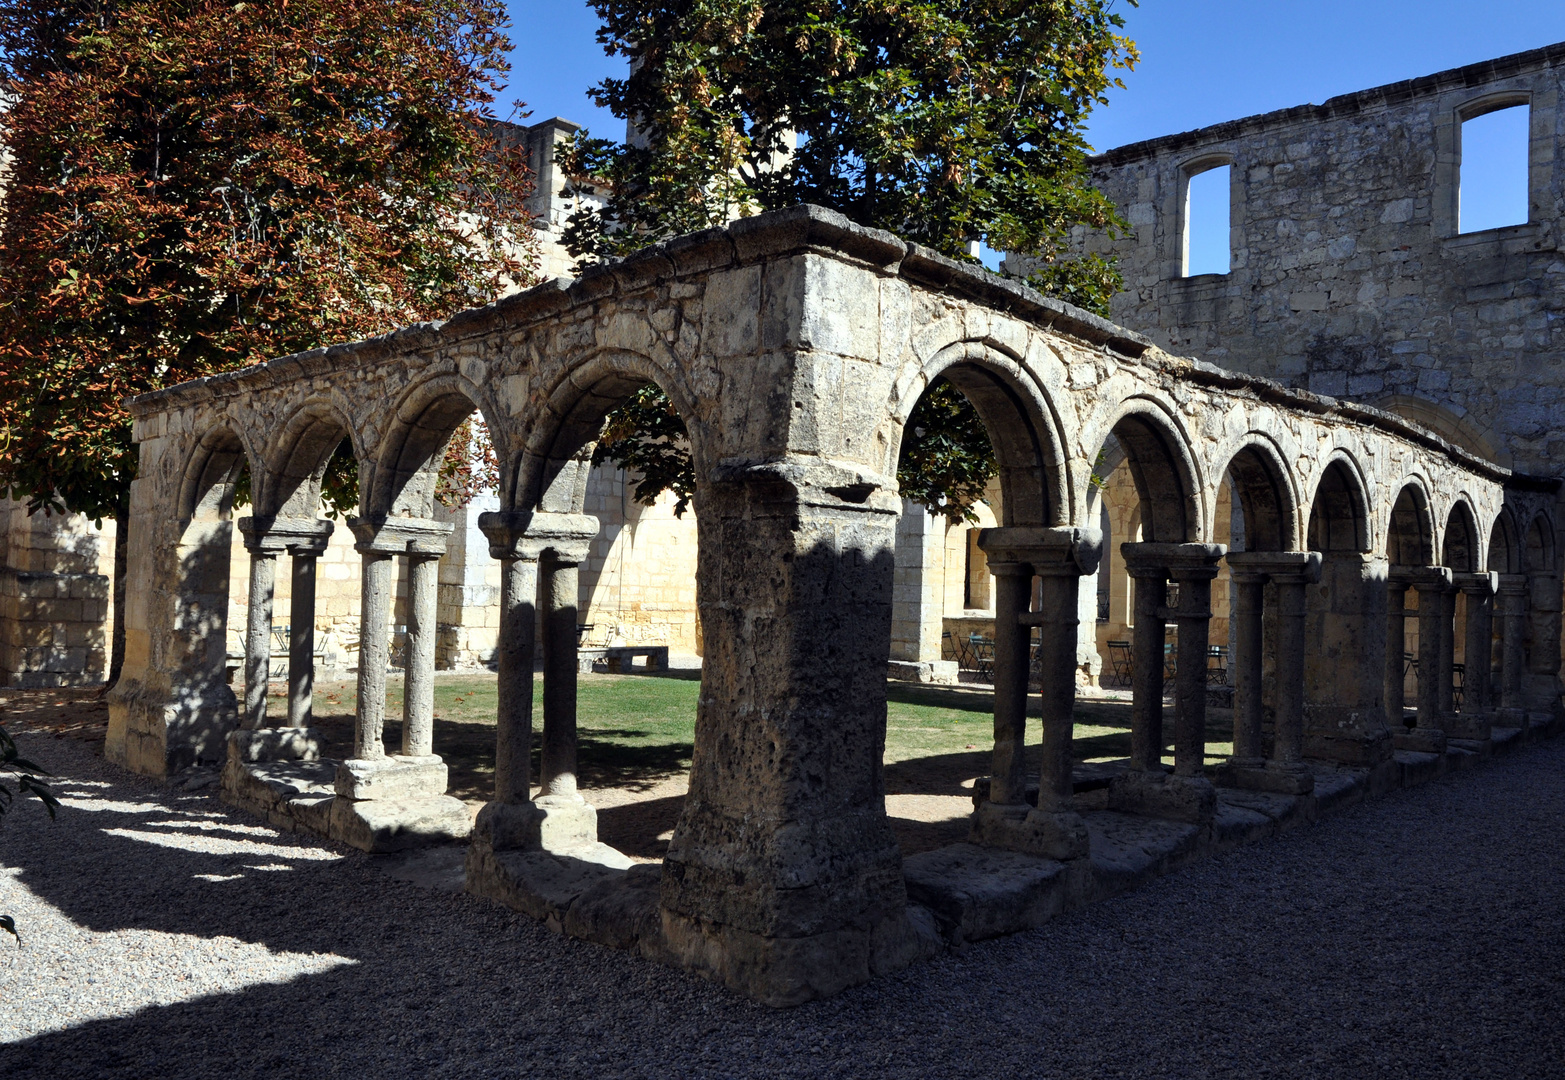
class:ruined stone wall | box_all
[1063,43,1565,482]
[0,498,113,686]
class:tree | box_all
[0,0,539,683]
[577,0,1136,520]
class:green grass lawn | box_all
[292,672,1234,804]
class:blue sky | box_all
[499,2,1565,262]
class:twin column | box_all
[471,510,600,853]
[236,516,335,740]
[1222,550,1321,795]
[968,527,1102,861]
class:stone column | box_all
[1110,543,1224,824]
[354,550,393,760]
[970,528,1100,860]
[985,560,1034,807]
[1303,553,1392,768]
[468,510,601,858]
[241,548,276,731]
[1453,572,1497,741]
[228,517,333,764]
[1498,574,1529,728]
[1221,551,1319,795]
[1227,569,1267,770]
[1401,568,1451,753]
[402,553,440,757]
[1384,580,1409,727]
[540,550,586,798]
[287,552,319,728]
[1437,581,1458,720]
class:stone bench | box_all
[577,645,670,674]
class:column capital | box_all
[347,514,454,556]
[238,515,336,556]
[1225,549,1322,585]
[478,510,600,563]
[1389,565,1452,590]
[1454,570,1499,596]
[977,526,1102,577]
[1498,572,1530,596]
[1121,541,1226,579]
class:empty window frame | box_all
[1459,103,1530,233]
[1183,162,1232,276]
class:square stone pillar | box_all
[658,466,925,1005]
[1109,543,1225,824]
[1218,550,1320,795]
[1451,572,1497,741]
[1385,580,1409,727]
[228,516,334,765]
[1303,552,1391,766]
[968,527,1101,860]
[1525,571,1563,728]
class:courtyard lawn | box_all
[293,672,1234,806]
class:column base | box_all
[1107,770,1216,824]
[335,754,448,799]
[469,795,603,854]
[227,727,321,764]
[656,904,941,1009]
[1494,706,1527,730]
[1443,713,1492,741]
[1214,759,1315,795]
[968,801,1090,860]
[327,793,472,853]
[1393,728,1447,754]
[1303,706,1394,766]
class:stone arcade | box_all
[106,205,1559,1005]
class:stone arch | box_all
[1387,479,1437,566]
[257,399,359,518]
[1489,505,1522,575]
[1090,397,1203,543]
[1378,395,1507,467]
[178,423,253,528]
[1306,453,1373,553]
[514,349,704,516]
[1525,511,1556,575]
[890,340,1071,528]
[1442,498,1482,572]
[365,373,497,519]
[1211,434,1298,551]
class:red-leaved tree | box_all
[0,0,539,683]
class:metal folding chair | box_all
[1106,640,1133,686]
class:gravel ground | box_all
[3,730,1564,1079]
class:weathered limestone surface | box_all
[114,203,1535,1003]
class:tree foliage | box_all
[0,0,539,524]
[562,0,1136,283]
[577,1,1135,519]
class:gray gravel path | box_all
[3,730,1564,1079]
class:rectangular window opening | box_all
[1460,105,1529,234]
[1184,164,1231,276]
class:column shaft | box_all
[1461,583,1493,719]
[243,552,276,730]
[1272,577,1309,765]
[355,552,393,759]
[402,553,439,757]
[1034,572,1080,813]
[988,563,1034,805]
[1415,582,1444,731]
[539,556,580,797]
[1171,572,1215,778]
[1129,570,1167,772]
[494,557,539,804]
[1385,584,1408,725]
[287,554,317,727]
[1231,575,1267,764]
[1501,582,1528,711]
[1437,585,1457,716]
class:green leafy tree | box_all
[578,0,1136,520]
[0,0,539,683]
